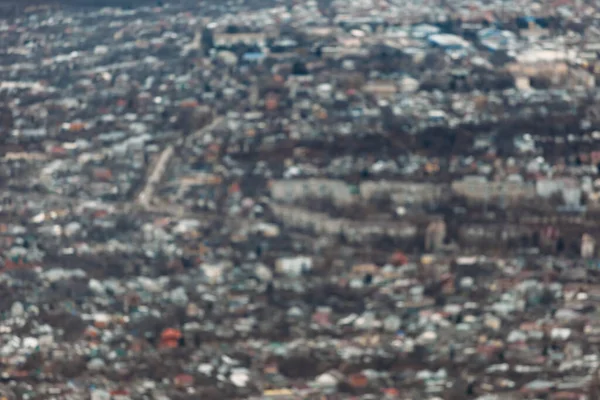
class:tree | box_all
[339,73,365,90]
[197,388,225,400]
[278,355,316,378]
[292,61,309,75]
[55,356,87,379]
[590,368,600,400]
[201,28,214,56]
[530,75,553,89]
[225,25,240,34]
[0,106,13,137]
[489,50,513,66]
[420,77,448,91]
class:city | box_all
[1,0,600,398]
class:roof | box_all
[428,34,470,48]
[243,52,266,61]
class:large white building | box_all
[270,179,355,205]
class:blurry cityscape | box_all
[2,0,600,398]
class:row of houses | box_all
[270,203,419,242]
[270,177,591,214]
[269,178,447,206]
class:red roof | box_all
[174,374,194,387]
[50,146,67,156]
[93,168,113,181]
[390,251,408,266]
[161,328,182,341]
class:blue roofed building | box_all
[477,28,517,52]
[242,52,266,63]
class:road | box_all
[136,116,224,210]
[175,116,225,200]
[137,145,174,209]
[188,115,224,142]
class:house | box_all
[425,220,446,252]
[363,81,398,98]
[452,177,536,204]
[478,28,517,51]
[428,34,470,51]
[361,181,446,205]
[213,32,267,47]
[270,204,418,242]
[275,256,313,277]
[581,233,596,258]
[270,179,354,205]
[262,389,295,398]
